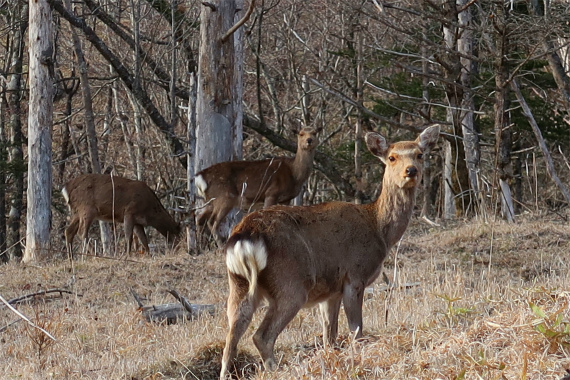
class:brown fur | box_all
[63,173,180,254]
[219,125,440,378]
[195,128,319,243]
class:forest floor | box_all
[1,215,570,380]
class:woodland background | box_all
[1,1,570,379]
[0,0,570,257]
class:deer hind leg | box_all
[210,202,234,247]
[342,282,365,339]
[133,225,149,254]
[78,213,95,254]
[220,274,258,380]
[196,204,213,249]
[319,294,343,347]
[123,215,135,254]
[252,292,306,371]
[65,217,80,257]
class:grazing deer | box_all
[195,127,320,243]
[62,173,181,255]
[219,125,440,378]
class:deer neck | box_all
[291,149,315,183]
[373,184,417,249]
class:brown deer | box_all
[195,127,320,243]
[219,125,440,378]
[62,173,181,255]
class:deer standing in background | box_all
[195,127,320,244]
[63,173,180,255]
[219,125,440,378]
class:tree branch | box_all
[511,78,570,205]
[221,0,256,43]
[83,0,190,100]
[48,0,186,167]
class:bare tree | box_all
[5,2,28,261]
[195,0,247,239]
[23,0,54,263]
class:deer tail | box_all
[195,174,208,199]
[62,186,70,204]
[226,239,267,298]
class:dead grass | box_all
[1,216,570,379]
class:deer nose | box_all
[306,138,313,144]
[406,166,418,177]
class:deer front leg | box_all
[342,282,365,339]
[263,195,277,208]
[319,294,343,347]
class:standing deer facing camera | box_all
[195,127,320,243]
[219,125,440,378]
[63,173,180,255]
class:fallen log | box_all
[131,288,216,324]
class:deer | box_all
[219,125,440,379]
[195,127,320,244]
[62,173,181,255]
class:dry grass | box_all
[1,216,570,379]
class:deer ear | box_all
[417,124,440,152]
[365,132,389,162]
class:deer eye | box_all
[417,153,423,159]
[388,156,396,162]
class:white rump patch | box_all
[62,187,70,204]
[226,240,267,279]
[195,174,208,199]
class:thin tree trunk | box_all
[187,73,198,253]
[354,30,364,205]
[511,79,570,205]
[458,0,481,217]
[6,3,28,261]
[23,0,54,263]
[129,0,144,180]
[493,3,515,223]
[0,84,7,262]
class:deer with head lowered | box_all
[219,125,440,378]
[63,173,181,255]
[195,127,320,244]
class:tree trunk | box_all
[493,2,515,222]
[187,73,198,253]
[0,84,7,263]
[23,0,54,263]
[440,0,471,218]
[195,0,244,240]
[458,0,481,217]
[129,0,145,181]
[6,3,28,261]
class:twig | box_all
[130,288,145,308]
[168,289,195,314]
[0,319,23,333]
[0,294,56,341]
[3,288,79,307]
